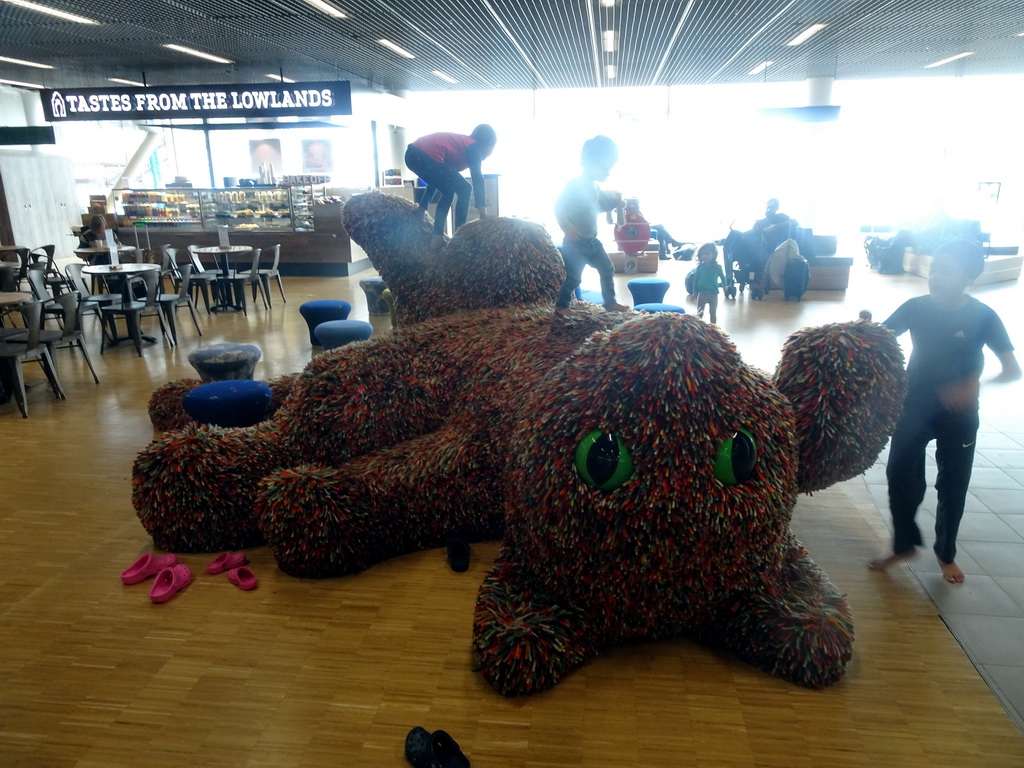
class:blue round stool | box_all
[627,277,670,306]
[187,342,262,382]
[182,379,273,428]
[634,303,686,314]
[299,300,352,346]
[359,276,390,315]
[314,319,373,350]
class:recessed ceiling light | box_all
[433,70,457,84]
[162,44,233,65]
[600,0,616,6]
[2,0,97,24]
[300,0,346,18]
[748,61,772,75]
[0,54,53,69]
[787,23,826,46]
[109,77,146,87]
[602,30,617,53]
[0,77,43,89]
[605,64,617,79]
[925,51,974,68]
[266,73,296,83]
[377,39,415,59]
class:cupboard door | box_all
[0,154,80,259]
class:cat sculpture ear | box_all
[773,320,907,493]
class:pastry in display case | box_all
[117,186,323,231]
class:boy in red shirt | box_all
[405,125,497,248]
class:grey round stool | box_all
[187,342,263,382]
[314,319,373,350]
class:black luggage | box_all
[783,258,809,301]
[685,268,697,295]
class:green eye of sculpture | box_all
[713,428,757,485]
[574,431,634,491]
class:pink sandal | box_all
[149,564,194,603]
[207,552,247,574]
[226,566,258,591]
[121,553,178,585]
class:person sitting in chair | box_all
[755,198,795,252]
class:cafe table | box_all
[192,245,252,312]
[74,244,139,264]
[83,263,161,346]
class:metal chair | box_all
[64,262,118,319]
[257,243,286,306]
[28,245,67,295]
[99,269,171,355]
[35,291,100,384]
[157,263,203,344]
[186,245,220,312]
[0,301,66,417]
[225,248,269,315]
[25,266,65,328]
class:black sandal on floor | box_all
[405,726,471,768]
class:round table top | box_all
[83,262,159,275]
[0,244,27,253]
[0,291,32,307]
[75,245,138,258]
[194,245,252,255]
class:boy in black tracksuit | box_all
[868,239,1020,583]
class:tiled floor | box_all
[863,383,1024,731]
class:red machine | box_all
[613,197,651,255]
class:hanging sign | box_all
[40,80,352,122]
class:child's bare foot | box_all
[937,558,965,583]
[555,307,573,319]
[604,302,630,313]
[867,549,917,572]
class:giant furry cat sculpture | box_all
[133,192,906,693]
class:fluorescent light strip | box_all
[0,54,53,69]
[748,60,772,75]
[0,77,43,89]
[377,39,415,59]
[605,64,617,79]
[432,70,457,84]
[602,30,617,53]
[787,23,826,46]
[2,0,97,24]
[600,0,616,6]
[109,77,146,86]
[163,44,233,64]
[266,73,296,83]
[300,0,346,18]
[925,51,974,68]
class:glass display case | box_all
[117,186,319,231]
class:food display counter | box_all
[114,186,371,276]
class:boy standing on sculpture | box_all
[553,135,630,318]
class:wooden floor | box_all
[1,259,1023,767]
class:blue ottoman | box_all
[634,303,686,314]
[182,379,273,428]
[187,342,262,382]
[359,276,390,315]
[627,277,670,306]
[299,300,352,345]
[314,319,373,350]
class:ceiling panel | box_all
[0,0,1020,92]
